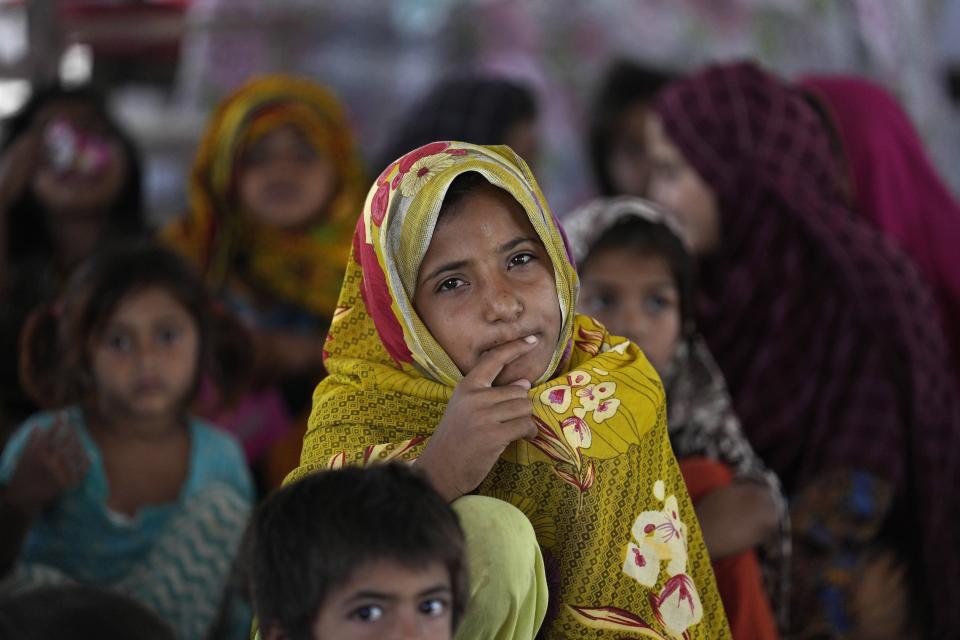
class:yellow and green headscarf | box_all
[163,74,366,319]
[291,142,730,639]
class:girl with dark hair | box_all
[0,242,253,639]
[565,197,787,638]
[163,76,368,486]
[0,84,146,438]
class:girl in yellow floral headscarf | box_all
[163,75,367,479]
[288,141,731,639]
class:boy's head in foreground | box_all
[247,463,468,640]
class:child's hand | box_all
[4,418,90,515]
[416,336,540,501]
[0,130,43,211]
[694,481,779,559]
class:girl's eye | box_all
[243,150,268,168]
[651,160,681,181]
[349,605,384,623]
[105,333,132,352]
[584,293,616,313]
[292,144,318,162]
[437,277,465,293]
[508,252,535,268]
[157,326,181,346]
[418,598,448,617]
[644,295,676,315]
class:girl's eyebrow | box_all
[421,259,470,286]
[420,236,539,286]
[417,584,452,598]
[497,236,537,254]
[344,591,396,604]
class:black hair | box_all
[0,83,146,267]
[581,215,695,335]
[376,75,537,171]
[246,463,468,640]
[18,240,252,412]
[588,59,675,196]
[0,585,174,640]
[436,170,504,221]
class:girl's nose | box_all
[617,305,649,345]
[484,280,523,323]
[388,610,421,640]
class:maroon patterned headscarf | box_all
[655,62,960,636]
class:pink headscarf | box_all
[801,75,960,376]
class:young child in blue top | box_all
[0,242,254,639]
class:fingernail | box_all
[523,335,538,344]
[512,379,531,390]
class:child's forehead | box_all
[434,188,535,235]
[331,558,452,598]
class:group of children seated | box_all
[0,57,959,640]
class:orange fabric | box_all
[680,457,779,640]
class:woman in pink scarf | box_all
[801,75,960,377]
[646,62,960,639]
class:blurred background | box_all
[3,0,960,223]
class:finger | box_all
[53,447,87,487]
[468,384,531,404]
[46,452,74,488]
[498,415,538,442]
[464,335,539,388]
[482,398,534,424]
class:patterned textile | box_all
[563,196,790,629]
[163,74,366,322]
[655,61,960,637]
[800,75,960,380]
[0,407,254,639]
[789,470,895,638]
[289,142,730,639]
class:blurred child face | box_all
[413,187,562,386]
[32,99,128,216]
[90,287,200,423]
[238,125,338,230]
[644,114,721,255]
[580,249,680,372]
[607,101,653,197]
[310,560,453,640]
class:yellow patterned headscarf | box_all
[163,75,366,319]
[290,142,730,639]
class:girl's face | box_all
[90,287,200,423]
[238,125,338,230]
[644,114,721,256]
[308,560,453,640]
[413,187,562,386]
[607,100,653,197]
[32,100,128,216]
[580,249,680,373]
